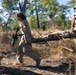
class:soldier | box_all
[14,12,41,67]
[71,5,76,32]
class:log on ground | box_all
[32,30,76,43]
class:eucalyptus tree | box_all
[27,0,59,28]
[55,4,71,29]
[40,0,59,28]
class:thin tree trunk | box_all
[19,0,27,13]
[35,0,40,28]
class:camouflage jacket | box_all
[20,19,32,43]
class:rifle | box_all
[11,27,21,46]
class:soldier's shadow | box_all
[0,66,41,75]
[26,62,75,75]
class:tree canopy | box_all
[0,0,76,29]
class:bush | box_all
[41,21,49,30]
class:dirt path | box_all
[0,54,75,75]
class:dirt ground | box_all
[0,29,76,75]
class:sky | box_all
[57,0,75,19]
[57,0,69,5]
[0,2,1,9]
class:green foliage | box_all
[66,19,71,29]
[54,4,71,29]
[1,0,72,30]
[0,17,3,23]
[41,21,49,30]
[10,19,19,29]
[68,0,76,7]
[28,16,37,29]
[1,0,19,30]
[40,0,59,16]
[55,13,71,29]
[2,0,19,10]
[58,5,69,14]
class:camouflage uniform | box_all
[16,20,41,66]
[71,5,76,32]
[16,19,32,63]
[71,15,76,31]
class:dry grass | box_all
[0,28,76,62]
[31,28,76,60]
[31,28,76,74]
[0,28,76,74]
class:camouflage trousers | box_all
[16,39,32,63]
[16,40,41,66]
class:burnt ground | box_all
[0,30,76,75]
[0,46,76,75]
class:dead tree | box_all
[32,30,76,43]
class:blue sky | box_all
[57,0,69,4]
[0,4,1,9]
[57,0,74,19]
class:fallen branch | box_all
[32,30,76,43]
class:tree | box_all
[27,0,40,28]
[1,0,72,30]
[40,0,59,28]
[28,16,37,29]
[19,0,27,13]
[68,0,76,7]
[55,4,71,29]
[1,0,28,30]
[0,17,3,23]
[34,0,40,28]
[32,30,76,43]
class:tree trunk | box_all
[19,0,27,13]
[32,30,76,43]
[35,0,40,28]
[49,12,55,29]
